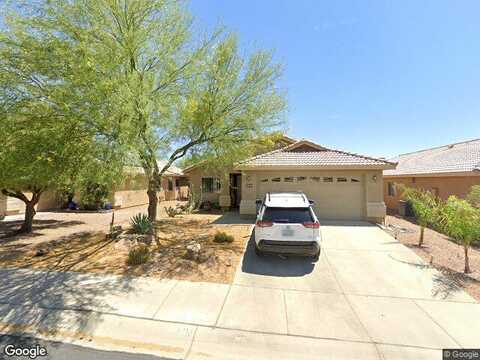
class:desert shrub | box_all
[185,189,201,213]
[126,245,150,266]
[164,206,179,218]
[79,181,110,210]
[467,185,480,209]
[213,231,234,243]
[130,213,153,234]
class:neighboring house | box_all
[184,138,395,222]
[0,160,189,218]
[383,138,480,213]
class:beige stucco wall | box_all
[186,167,230,204]
[384,174,480,212]
[239,169,386,222]
[1,191,62,216]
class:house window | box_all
[323,177,333,183]
[175,178,180,187]
[351,178,360,183]
[337,177,347,182]
[202,177,221,193]
[297,176,306,182]
[284,177,294,182]
[271,177,281,182]
[260,178,269,183]
[168,179,174,191]
[310,177,320,182]
[387,182,396,197]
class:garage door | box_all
[258,174,365,220]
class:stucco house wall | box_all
[186,167,230,205]
[384,173,480,212]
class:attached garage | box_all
[257,172,365,220]
[236,140,396,223]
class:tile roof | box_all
[384,138,480,176]
[237,140,395,169]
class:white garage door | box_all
[258,174,365,220]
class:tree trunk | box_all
[2,189,42,234]
[147,185,158,222]
[464,245,471,274]
[20,201,36,233]
[419,226,424,247]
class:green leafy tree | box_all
[467,185,480,209]
[402,187,439,246]
[442,196,480,273]
[0,3,124,232]
[2,0,286,223]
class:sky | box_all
[189,0,480,158]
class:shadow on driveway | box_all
[240,232,315,277]
[210,211,255,225]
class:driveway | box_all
[0,221,478,359]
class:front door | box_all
[229,174,242,208]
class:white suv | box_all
[254,192,321,260]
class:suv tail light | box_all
[303,221,320,229]
[256,220,273,227]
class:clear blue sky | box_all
[190,0,480,158]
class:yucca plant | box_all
[126,245,150,266]
[130,213,153,234]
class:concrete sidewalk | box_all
[0,222,479,359]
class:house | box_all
[383,138,480,213]
[0,160,189,218]
[184,138,396,223]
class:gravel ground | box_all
[385,215,480,302]
[0,202,180,246]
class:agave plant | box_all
[130,213,153,234]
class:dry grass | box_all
[0,216,252,284]
[385,215,480,301]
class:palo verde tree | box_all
[0,3,125,232]
[25,0,286,221]
[2,0,286,222]
[402,187,439,246]
[442,196,480,274]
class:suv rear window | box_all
[263,207,313,223]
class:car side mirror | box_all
[256,199,263,205]
[309,200,315,205]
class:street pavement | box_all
[0,334,170,360]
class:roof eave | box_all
[235,164,396,171]
[384,170,480,178]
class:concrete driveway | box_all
[215,221,478,359]
[0,221,478,360]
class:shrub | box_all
[467,185,480,209]
[213,231,234,243]
[185,190,201,213]
[130,213,153,234]
[79,181,110,210]
[164,206,179,218]
[126,245,150,266]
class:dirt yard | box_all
[385,215,480,301]
[0,207,252,284]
